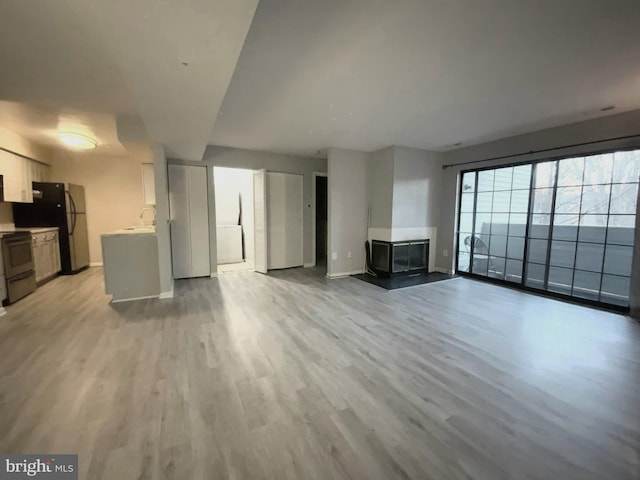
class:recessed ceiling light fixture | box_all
[600,105,615,112]
[58,132,97,150]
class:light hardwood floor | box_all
[1,267,639,479]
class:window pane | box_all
[492,191,511,212]
[550,241,576,268]
[603,245,633,276]
[607,215,636,246]
[474,212,492,236]
[578,215,607,243]
[461,172,476,193]
[469,234,490,276]
[488,257,505,280]
[529,214,551,239]
[525,263,546,289]
[612,150,640,184]
[580,184,610,215]
[535,161,556,188]
[583,153,613,185]
[509,213,527,237]
[548,267,573,294]
[555,186,581,213]
[460,192,474,213]
[600,275,630,306]
[572,271,601,300]
[575,243,604,272]
[489,235,507,257]
[609,183,638,214]
[505,259,523,283]
[552,215,579,241]
[458,233,472,272]
[512,165,532,190]
[493,167,512,191]
[459,213,473,233]
[557,157,585,187]
[477,170,494,191]
[476,192,493,212]
[527,239,548,264]
[490,213,509,235]
[507,237,525,260]
[510,189,530,213]
[532,188,553,213]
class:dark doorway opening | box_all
[315,176,328,267]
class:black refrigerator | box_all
[13,182,90,274]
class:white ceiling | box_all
[0,0,259,160]
[211,0,640,157]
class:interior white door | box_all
[267,172,303,269]
[169,164,210,279]
[187,166,210,277]
[253,169,268,273]
[169,165,191,279]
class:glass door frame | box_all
[455,146,639,313]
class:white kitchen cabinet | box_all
[0,149,50,202]
[32,229,61,283]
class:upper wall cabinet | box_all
[0,149,50,203]
[142,163,156,206]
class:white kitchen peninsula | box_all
[101,227,160,302]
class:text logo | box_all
[0,455,77,480]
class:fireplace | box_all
[370,239,429,277]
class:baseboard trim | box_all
[431,267,451,274]
[159,289,174,299]
[326,269,364,279]
[111,294,159,303]
[210,272,218,278]
[304,262,315,268]
[89,262,103,267]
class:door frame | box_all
[311,171,328,267]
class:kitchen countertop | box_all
[102,226,156,236]
[0,227,59,238]
[14,227,60,234]
[0,224,59,235]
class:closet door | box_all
[267,172,303,269]
[187,166,210,277]
[169,165,191,279]
[253,170,268,273]
[168,164,210,279]
[284,173,303,267]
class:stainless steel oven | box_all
[2,232,36,304]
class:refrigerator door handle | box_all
[66,190,77,235]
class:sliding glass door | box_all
[456,149,640,309]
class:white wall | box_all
[390,146,443,270]
[368,146,394,229]
[328,148,370,277]
[51,145,151,264]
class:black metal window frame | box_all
[455,146,640,313]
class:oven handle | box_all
[8,270,34,282]
[3,236,31,245]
